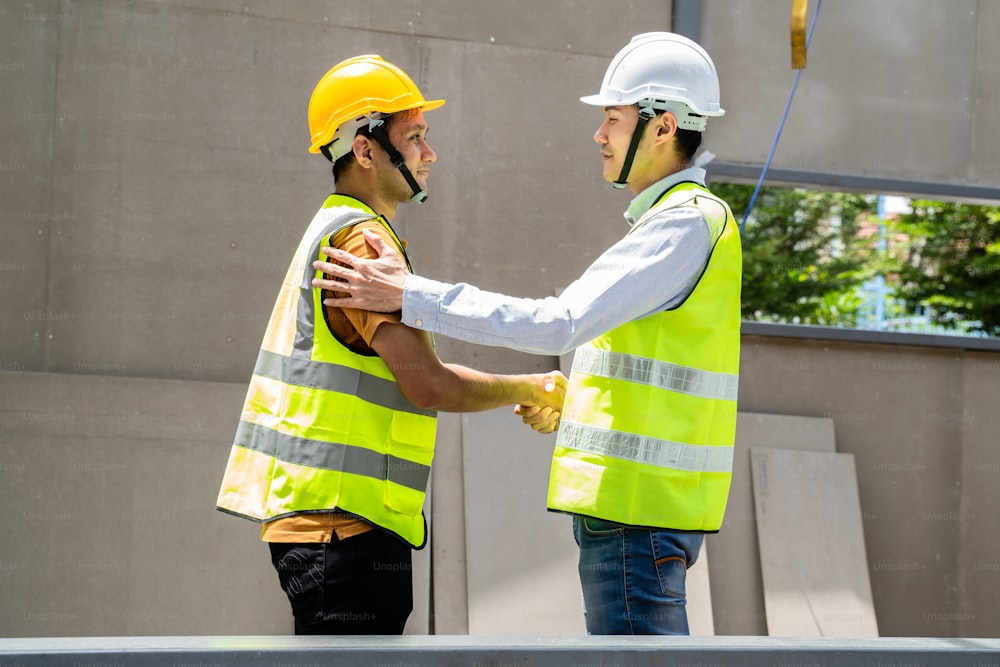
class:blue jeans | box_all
[573,515,704,635]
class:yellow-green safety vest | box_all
[547,181,741,532]
[216,194,438,548]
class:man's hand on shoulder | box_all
[312,228,407,312]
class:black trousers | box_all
[268,528,413,635]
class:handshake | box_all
[514,371,568,435]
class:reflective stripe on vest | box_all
[253,349,434,417]
[571,347,738,402]
[547,182,741,532]
[217,195,437,548]
[556,421,734,473]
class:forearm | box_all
[371,322,564,414]
[402,276,599,356]
[401,210,712,354]
[424,364,543,413]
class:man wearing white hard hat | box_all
[313,33,742,635]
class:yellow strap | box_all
[791,0,808,69]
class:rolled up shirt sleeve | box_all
[401,206,714,356]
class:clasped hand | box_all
[515,371,567,435]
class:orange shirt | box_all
[261,219,406,543]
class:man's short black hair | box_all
[675,127,703,165]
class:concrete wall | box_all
[2,0,999,641]
[735,326,1000,638]
[701,0,1000,193]
[0,370,289,635]
[1,0,668,385]
[4,0,999,389]
[3,328,999,638]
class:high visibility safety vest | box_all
[216,194,438,548]
[547,182,741,532]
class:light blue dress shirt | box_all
[401,167,715,356]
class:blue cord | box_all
[739,0,823,234]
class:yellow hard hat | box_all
[307,55,445,158]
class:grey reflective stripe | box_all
[294,208,378,359]
[255,349,435,417]
[236,420,431,493]
[557,420,733,473]
[573,347,738,401]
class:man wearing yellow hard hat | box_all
[216,55,566,635]
[313,34,741,635]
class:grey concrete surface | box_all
[0,0,660,383]
[0,368,436,637]
[5,0,998,384]
[686,537,715,636]
[406,485,431,635]
[3,635,1000,667]
[4,327,1000,638]
[752,449,878,637]
[702,0,995,191]
[1,1,59,373]
[973,0,1000,189]
[707,412,837,636]
[958,350,1000,640]
[738,330,1000,638]
[461,408,584,635]
[2,0,1000,641]
[428,412,468,634]
[0,369,290,636]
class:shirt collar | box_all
[624,167,707,227]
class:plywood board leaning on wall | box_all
[707,412,838,635]
[751,447,879,637]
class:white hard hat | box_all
[581,32,724,132]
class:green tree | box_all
[890,200,1000,336]
[711,182,877,324]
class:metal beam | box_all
[2,636,1000,667]
[707,161,1000,205]
[671,0,702,42]
[742,321,1000,352]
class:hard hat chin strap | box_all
[613,101,657,189]
[367,117,429,203]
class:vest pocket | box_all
[382,412,433,516]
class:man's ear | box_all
[654,111,678,143]
[352,134,374,167]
